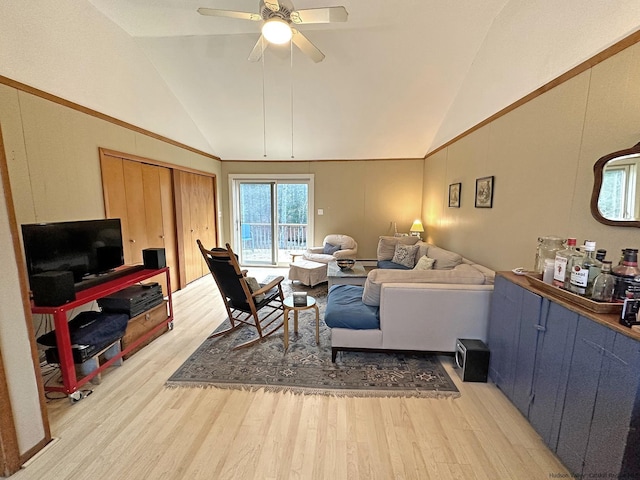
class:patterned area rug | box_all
[166,279,459,398]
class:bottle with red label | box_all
[613,248,640,302]
[553,238,582,288]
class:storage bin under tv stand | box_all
[31,267,173,400]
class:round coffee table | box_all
[283,295,319,351]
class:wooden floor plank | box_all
[14,271,570,479]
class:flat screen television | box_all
[21,218,125,286]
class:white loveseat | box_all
[324,239,494,361]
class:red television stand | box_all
[32,267,173,400]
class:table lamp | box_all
[410,219,424,239]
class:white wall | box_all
[424,41,640,272]
[0,173,45,456]
[0,0,213,157]
[432,0,640,152]
[0,81,222,461]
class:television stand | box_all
[32,267,173,400]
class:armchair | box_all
[289,234,358,286]
[303,234,358,264]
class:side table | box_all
[283,295,319,351]
[288,251,305,262]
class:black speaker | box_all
[31,271,76,307]
[143,248,166,269]
[455,338,490,382]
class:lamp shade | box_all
[262,18,292,44]
[410,220,424,233]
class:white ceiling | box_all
[2,1,640,161]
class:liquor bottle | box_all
[618,249,627,266]
[591,261,616,302]
[553,238,582,288]
[568,241,602,297]
[534,236,565,274]
[612,249,640,302]
[596,249,607,262]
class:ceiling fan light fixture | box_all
[262,18,292,44]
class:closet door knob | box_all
[130,239,136,243]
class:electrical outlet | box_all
[318,209,324,215]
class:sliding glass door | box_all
[231,175,314,266]
[238,182,274,264]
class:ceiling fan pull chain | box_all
[291,40,294,159]
[262,35,267,158]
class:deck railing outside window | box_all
[242,223,307,260]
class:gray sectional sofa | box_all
[324,236,494,361]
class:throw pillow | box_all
[413,255,435,270]
[376,235,420,261]
[244,276,265,303]
[323,242,341,255]
[391,243,419,268]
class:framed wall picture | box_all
[475,176,494,208]
[448,183,461,208]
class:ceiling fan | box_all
[198,0,348,63]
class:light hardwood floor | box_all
[13,270,569,480]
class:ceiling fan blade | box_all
[248,35,267,62]
[197,8,261,21]
[291,29,325,63]
[290,7,348,24]
[264,0,280,13]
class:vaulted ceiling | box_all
[2,1,639,160]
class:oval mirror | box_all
[591,142,640,228]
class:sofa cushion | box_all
[325,285,380,329]
[362,264,486,306]
[414,241,430,264]
[469,263,496,284]
[413,256,435,270]
[376,235,420,261]
[391,243,419,268]
[426,244,463,270]
[377,260,411,270]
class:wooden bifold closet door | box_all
[173,170,217,286]
[100,154,179,293]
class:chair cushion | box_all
[325,285,380,330]
[245,276,265,303]
[392,243,419,268]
